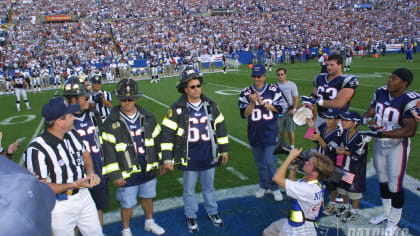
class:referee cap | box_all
[42,97,80,121]
[0,156,56,236]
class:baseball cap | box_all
[41,97,80,121]
[91,76,102,84]
[0,156,56,236]
[324,108,341,119]
[251,64,266,77]
[392,68,413,86]
[338,111,362,123]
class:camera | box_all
[273,138,345,183]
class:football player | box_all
[302,54,359,128]
[361,68,419,235]
[12,70,31,112]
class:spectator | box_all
[275,68,298,148]
[238,64,284,201]
[160,68,229,233]
[101,79,165,236]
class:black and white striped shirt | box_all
[25,129,86,184]
[92,90,112,120]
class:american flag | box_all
[341,171,355,184]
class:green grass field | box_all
[1,53,419,212]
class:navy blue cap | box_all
[338,111,362,123]
[42,97,80,121]
[251,64,266,77]
[0,156,56,236]
[91,76,102,84]
[324,108,341,119]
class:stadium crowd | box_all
[1,0,419,93]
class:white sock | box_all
[382,198,391,216]
[145,218,154,225]
[387,207,402,227]
[122,228,131,232]
[350,207,357,214]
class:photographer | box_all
[264,148,334,236]
[91,76,112,121]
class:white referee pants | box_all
[51,188,102,236]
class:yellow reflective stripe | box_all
[290,210,304,223]
[180,157,187,166]
[176,128,184,136]
[102,132,116,144]
[102,163,120,175]
[121,171,131,179]
[214,113,224,128]
[162,117,178,130]
[99,136,103,144]
[217,136,229,145]
[145,138,154,147]
[115,143,127,152]
[158,152,162,160]
[152,124,161,138]
[161,143,174,151]
[146,162,159,171]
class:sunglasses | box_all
[277,73,285,76]
[121,98,135,102]
[189,84,201,89]
[252,75,262,78]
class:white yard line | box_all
[20,117,44,165]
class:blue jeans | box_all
[251,145,279,191]
[183,168,218,218]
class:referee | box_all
[24,97,103,236]
[91,75,112,121]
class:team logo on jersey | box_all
[167,108,173,118]
[176,108,182,115]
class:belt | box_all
[66,188,79,196]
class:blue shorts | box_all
[116,177,157,208]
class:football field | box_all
[1,53,419,235]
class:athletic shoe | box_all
[336,206,348,217]
[186,218,199,233]
[384,225,398,236]
[369,213,387,225]
[27,106,32,110]
[272,190,283,201]
[121,228,132,236]
[341,210,357,223]
[145,219,165,235]
[17,108,21,112]
[207,214,224,227]
[323,203,336,216]
[255,188,268,198]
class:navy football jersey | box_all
[316,122,342,162]
[314,74,358,118]
[120,111,154,186]
[13,75,25,88]
[370,86,420,132]
[239,83,283,146]
[179,102,215,171]
[74,111,105,189]
[337,129,368,193]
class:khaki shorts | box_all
[278,113,295,133]
[337,187,363,200]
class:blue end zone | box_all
[103,177,419,236]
